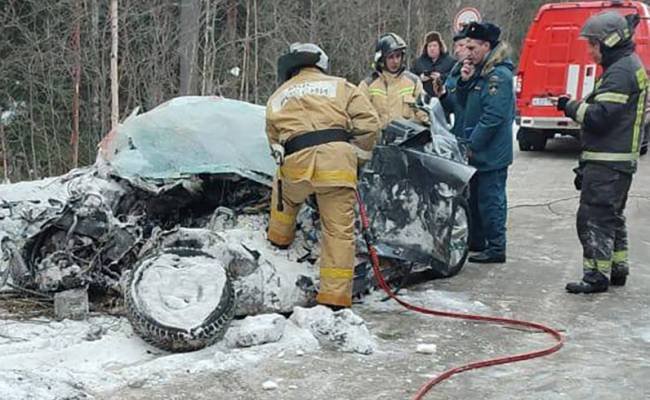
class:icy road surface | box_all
[1,137,649,400]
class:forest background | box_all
[0,0,632,181]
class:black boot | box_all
[468,242,486,252]
[566,270,609,294]
[468,251,505,264]
[610,264,629,287]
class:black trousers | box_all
[577,163,632,274]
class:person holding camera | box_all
[411,31,456,97]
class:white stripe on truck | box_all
[581,64,597,99]
[566,64,580,100]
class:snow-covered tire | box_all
[125,247,236,352]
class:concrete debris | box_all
[224,314,287,348]
[415,344,437,354]
[84,324,106,342]
[54,288,89,321]
[262,380,279,391]
[289,305,377,355]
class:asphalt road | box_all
[105,136,650,400]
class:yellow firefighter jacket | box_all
[266,67,380,188]
[358,70,429,128]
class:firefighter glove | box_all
[573,166,583,191]
[270,143,285,165]
[556,96,570,111]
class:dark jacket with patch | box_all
[443,42,515,172]
[563,42,648,174]
[441,62,465,138]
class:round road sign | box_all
[454,8,481,33]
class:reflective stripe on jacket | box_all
[358,70,429,128]
[565,48,648,174]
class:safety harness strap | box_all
[284,129,351,156]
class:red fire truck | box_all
[516,0,650,154]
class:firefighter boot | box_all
[565,270,609,294]
[610,263,629,287]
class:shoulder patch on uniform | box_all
[270,80,338,112]
[487,74,501,95]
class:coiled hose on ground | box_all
[354,191,564,399]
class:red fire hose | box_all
[354,191,564,399]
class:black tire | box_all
[517,127,534,151]
[429,196,470,279]
[517,136,532,152]
[530,135,547,151]
[125,247,236,352]
[518,128,548,151]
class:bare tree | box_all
[179,0,201,95]
[71,0,82,168]
[111,0,119,130]
[0,0,571,182]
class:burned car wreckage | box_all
[0,96,474,352]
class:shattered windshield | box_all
[98,97,276,186]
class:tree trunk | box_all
[253,0,259,104]
[0,122,8,183]
[227,0,238,40]
[201,0,211,95]
[71,0,81,169]
[179,0,201,95]
[110,0,119,130]
[89,0,102,140]
[239,0,250,101]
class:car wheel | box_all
[518,128,548,151]
[429,197,469,279]
[125,247,236,352]
[530,135,547,151]
[517,128,533,151]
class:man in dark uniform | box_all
[436,22,515,264]
[556,11,647,293]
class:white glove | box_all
[270,143,285,165]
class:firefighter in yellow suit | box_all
[266,43,380,308]
[359,32,429,128]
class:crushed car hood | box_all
[98,97,276,187]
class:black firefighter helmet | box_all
[277,42,330,84]
[580,11,640,49]
[374,32,407,72]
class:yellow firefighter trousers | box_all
[268,178,356,308]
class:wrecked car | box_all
[0,95,473,352]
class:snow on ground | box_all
[0,288,487,400]
[0,169,490,400]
